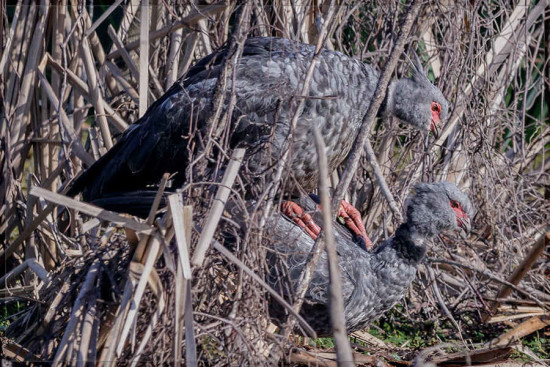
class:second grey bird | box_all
[267,182,473,336]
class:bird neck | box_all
[390,222,427,266]
[377,81,396,118]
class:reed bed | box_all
[1,1,548,365]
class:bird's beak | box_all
[430,119,440,138]
[458,216,471,235]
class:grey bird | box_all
[267,182,473,336]
[67,37,448,203]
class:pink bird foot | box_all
[281,198,373,251]
[336,200,373,250]
[281,201,321,240]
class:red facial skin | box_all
[281,200,373,250]
[450,200,469,229]
[430,102,442,134]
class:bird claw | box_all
[281,201,321,240]
[282,198,373,251]
[337,200,373,250]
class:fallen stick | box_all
[486,315,550,347]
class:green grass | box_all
[520,332,549,360]
[308,306,548,363]
[0,300,27,333]
[309,337,335,349]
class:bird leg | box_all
[336,200,373,250]
[281,201,321,240]
[282,198,373,250]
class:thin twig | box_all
[331,0,421,216]
[212,240,316,338]
[427,257,547,310]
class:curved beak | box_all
[430,119,441,138]
[458,216,471,235]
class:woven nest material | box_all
[1,1,549,366]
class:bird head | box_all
[387,54,448,136]
[404,182,474,238]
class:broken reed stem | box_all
[331,0,421,215]
[313,125,355,366]
[29,187,154,234]
[167,193,192,279]
[192,148,246,267]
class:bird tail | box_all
[90,190,169,218]
[65,140,126,199]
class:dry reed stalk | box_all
[105,60,140,103]
[107,24,140,82]
[168,194,192,279]
[80,36,113,150]
[106,3,227,59]
[192,148,246,267]
[139,0,150,117]
[10,0,49,171]
[312,125,354,366]
[52,260,100,365]
[46,54,129,131]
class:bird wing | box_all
[69,37,379,200]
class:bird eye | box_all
[450,200,460,209]
[431,102,441,112]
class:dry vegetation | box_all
[1,0,549,365]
